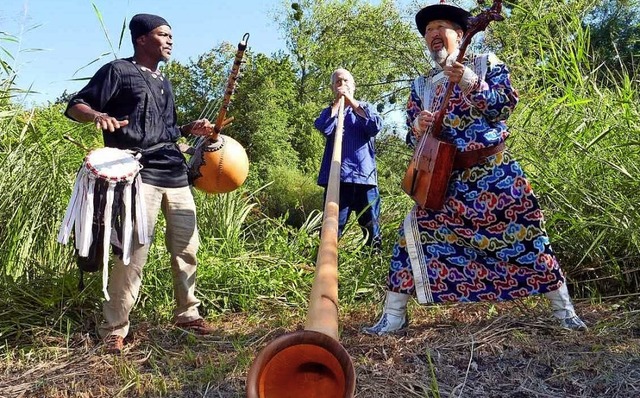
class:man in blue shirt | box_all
[314,68,384,249]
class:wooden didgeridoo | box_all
[246,96,355,398]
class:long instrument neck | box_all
[211,33,249,139]
[431,40,471,139]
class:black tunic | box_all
[65,57,188,188]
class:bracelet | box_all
[93,113,108,124]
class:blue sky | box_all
[2,0,293,106]
[3,0,419,107]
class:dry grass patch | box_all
[1,300,638,397]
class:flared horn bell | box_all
[246,330,355,398]
[246,97,354,398]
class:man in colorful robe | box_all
[364,2,587,335]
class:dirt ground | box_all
[1,299,639,398]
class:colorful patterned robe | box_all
[389,53,565,304]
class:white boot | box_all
[362,291,410,336]
[545,284,587,331]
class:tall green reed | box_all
[507,8,640,295]
[0,106,91,280]
[0,105,106,342]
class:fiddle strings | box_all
[413,85,440,162]
[197,96,220,121]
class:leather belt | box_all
[453,142,506,170]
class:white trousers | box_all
[99,183,201,338]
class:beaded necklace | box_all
[132,59,165,94]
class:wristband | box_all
[93,113,108,124]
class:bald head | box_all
[331,68,355,98]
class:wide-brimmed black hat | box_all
[415,3,471,36]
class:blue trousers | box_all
[324,183,381,248]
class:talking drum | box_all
[57,147,150,300]
[189,134,249,194]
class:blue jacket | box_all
[314,102,383,186]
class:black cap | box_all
[129,13,171,41]
[415,4,471,36]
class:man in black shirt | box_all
[66,13,215,354]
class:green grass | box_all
[1,1,640,395]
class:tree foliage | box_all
[182,0,429,221]
[165,43,235,124]
[3,0,638,293]
[228,53,299,181]
[275,0,424,169]
[585,0,640,74]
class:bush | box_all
[260,164,324,228]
